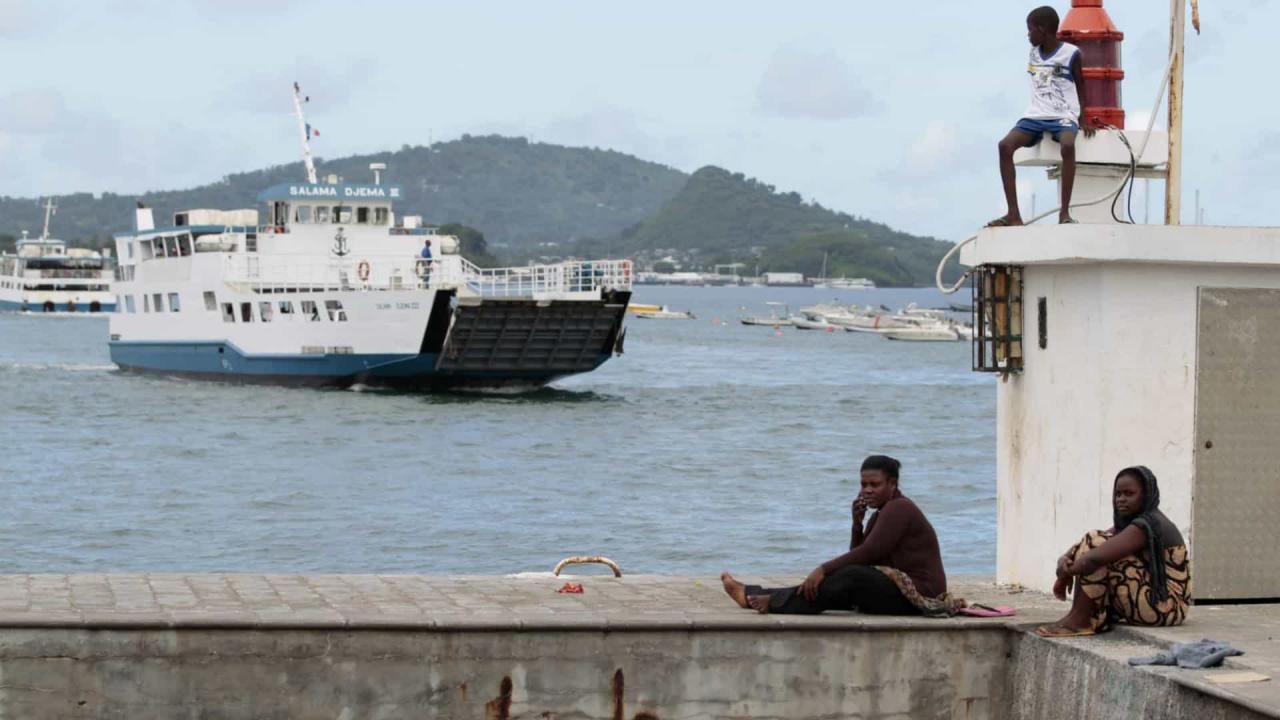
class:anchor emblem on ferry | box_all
[332,227,349,257]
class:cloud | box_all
[187,0,294,13]
[540,105,693,168]
[0,89,72,134]
[218,61,369,116]
[0,0,37,37]
[884,120,989,181]
[755,48,875,120]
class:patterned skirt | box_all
[1067,530,1190,632]
[872,566,966,617]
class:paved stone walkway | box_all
[0,574,1053,630]
[0,574,1277,715]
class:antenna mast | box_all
[39,198,56,241]
[293,82,318,185]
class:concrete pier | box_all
[0,574,1275,719]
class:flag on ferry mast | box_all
[306,123,320,138]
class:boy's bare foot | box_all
[747,595,771,614]
[1059,214,1078,224]
[986,215,1023,228]
[720,572,748,609]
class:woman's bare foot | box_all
[1048,610,1093,633]
[747,595,770,614]
[1036,613,1096,637]
[720,572,748,609]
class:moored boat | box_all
[0,200,116,314]
[739,302,791,327]
[633,306,695,320]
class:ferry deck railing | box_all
[222,255,632,299]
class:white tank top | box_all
[1025,42,1081,122]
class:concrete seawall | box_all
[0,575,1274,719]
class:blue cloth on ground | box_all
[1128,639,1244,668]
[1014,117,1079,144]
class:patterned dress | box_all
[1066,530,1191,632]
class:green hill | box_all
[574,166,956,286]
[0,135,688,251]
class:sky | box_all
[0,0,1273,242]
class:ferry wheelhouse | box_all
[106,86,631,389]
[0,200,115,313]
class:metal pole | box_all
[1165,0,1186,225]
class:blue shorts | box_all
[1014,117,1079,143]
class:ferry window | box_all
[240,302,253,322]
[168,293,181,312]
[127,242,135,259]
[153,293,164,312]
[203,291,217,311]
[374,207,389,225]
[295,206,312,224]
[143,294,150,313]
[179,235,192,256]
[165,237,177,257]
[325,299,347,322]
[356,207,369,224]
[314,206,330,223]
[246,235,258,253]
[151,240,164,258]
[259,301,273,322]
[222,303,235,323]
[301,300,320,322]
[278,300,295,317]
[125,295,136,314]
[335,206,352,223]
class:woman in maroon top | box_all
[721,455,957,616]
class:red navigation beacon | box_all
[1059,0,1126,129]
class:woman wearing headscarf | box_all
[1037,465,1191,637]
[721,455,962,617]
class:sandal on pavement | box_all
[1036,623,1095,638]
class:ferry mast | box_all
[39,198,56,241]
[292,82,318,185]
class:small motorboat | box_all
[740,302,791,327]
[633,306,695,320]
[790,313,836,331]
[882,324,964,342]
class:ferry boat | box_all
[107,85,631,390]
[0,200,116,314]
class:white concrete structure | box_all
[962,224,1280,597]
[1013,130,1168,225]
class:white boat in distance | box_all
[882,324,965,342]
[0,200,116,314]
[791,314,837,331]
[106,84,631,390]
[826,277,876,290]
[740,302,791,327]
[633,306,695,320]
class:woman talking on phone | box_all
[721,455,960,616]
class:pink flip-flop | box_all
[958,604,1017,618]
